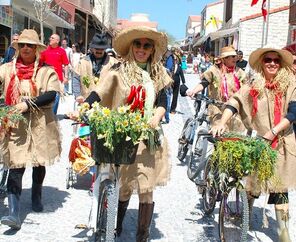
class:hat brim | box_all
[12,40,46,51]
[113,26,167,62]
[249,48,293,69]
[89,43,109,49]
[220,51,237,58]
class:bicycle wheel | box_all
[95,179,117,242]
[202,157,217,215]
[218,188,249,242]
[187,134,207,180]
[177,118,193,162]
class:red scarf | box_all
[5,59,40,105]
[249,82,282,148]
[221,66,241,101]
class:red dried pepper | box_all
[126,85,136,104]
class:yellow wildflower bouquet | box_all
[78,102,153,164]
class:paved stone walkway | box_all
[0,74,295,242]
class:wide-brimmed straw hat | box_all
[12,29,46,50]
[249,45,293,69]
[220,46,237,58]
[113,26,168,62]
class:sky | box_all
[118,0,214,40]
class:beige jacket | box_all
[0,62,61,168]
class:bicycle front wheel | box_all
[95,179,117,242]
[202,157,217,215]
[218,188,249,242]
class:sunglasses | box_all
[263,57,280,64]
[293,60,296,65]
[133,40,154,50]
[18,43,36,49]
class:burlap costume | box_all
[0,62,61,168]
[94,66,172,194]
[228,82,296,193]
[74,55,118,98]
[203,65,247,131]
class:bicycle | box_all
[177,94,223,215]
[88,128,139,242]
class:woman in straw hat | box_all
[69,26,172,241]
[211,46,296,242]
[0,29,61,230]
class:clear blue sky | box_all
[118,0,214,40]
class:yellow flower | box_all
[135,114,141,122]
[117,106,127,114]
[94,77,99,84]
[123,120,129,127]
[102,107,111,116]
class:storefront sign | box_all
[50,0,72,24]
[0,5,13,27]
[0,0,11,5]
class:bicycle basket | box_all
[90,132,139,165]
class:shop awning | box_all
[209,27,238,41]
[193,35,208,47]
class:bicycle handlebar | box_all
[194,94,224,108]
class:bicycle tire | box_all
[95,179,117,242]
[187,134,207,180]
[218,188,249,242]
[202,157,217,215]
[177,118,194,162]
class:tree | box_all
[159,29,176,46]
[33,0,64,43]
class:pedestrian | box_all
[72,33,117,102]
[236,50,248,71]
[40,34,69,114]
[198,53,212,82]
[69,26,172,241]
[61,38,73,94]
[210,46,296,242]
[2,33,19,64]
[0,29,61,230]
[170,53,185,114]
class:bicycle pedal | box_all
[75,224,88,229]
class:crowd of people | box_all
[0,26,295,242]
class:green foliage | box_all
[0,105,26,132]
[211,133,277,188]
[78,102,153,152]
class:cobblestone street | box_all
[0,74,295,242]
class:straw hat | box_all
[249,45,293,69]
[220,46,237,58]
[12,29,46,50]
[113,26,168,62]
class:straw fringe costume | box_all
[0,62,61,169]
[203,65,246,131]
[95,66,172,194]
[228,82,296,193]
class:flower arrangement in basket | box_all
[211,133,278,190]
[0,104,26,136]
[78,102,153,164]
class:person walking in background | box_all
[41,34,69,114]
[0,29,61,230]
[61,38,72,94]
[73,33,117,103]
[181,53,187,72]
[170,52,185,114]
[236,50,248,71]
[2,33,19,64]
[211,46,296,242]
[70,43,83,101]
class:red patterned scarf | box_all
[5,59,40,105]
[249,82,282,148]
[221,66,241,101]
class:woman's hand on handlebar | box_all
[186,89,196,98]
[67,111,80,121]
[209,123,227,137]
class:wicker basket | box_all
[90,132,139,165]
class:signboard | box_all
[0,5,13,27]
[0,0,11,5]
[50,0,72,24]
